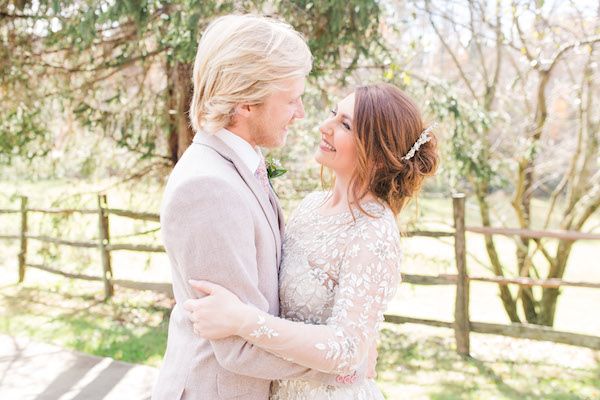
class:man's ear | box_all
[234,103,252,118]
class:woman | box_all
[184,83,438,399]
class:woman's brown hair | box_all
[350,83,439,215]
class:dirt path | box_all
[0,334,158,400]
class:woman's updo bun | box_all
[351,84,439,214]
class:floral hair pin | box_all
[402,123,437,161]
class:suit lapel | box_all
[268,189,285,269]
[192,133,282,264]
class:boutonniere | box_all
[265,157,287,180]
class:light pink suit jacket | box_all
[152,133,343,400]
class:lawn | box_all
[0,181,599,399]
[1,271,598,400]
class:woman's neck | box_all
[324,173,374,212]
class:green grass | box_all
[376,325,600,399]
[0,273,171,366]
[1,274,598,399]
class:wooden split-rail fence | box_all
[1,193,599,356]
[0,194,171,298]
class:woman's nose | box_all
[319,123,332,136]
[319,116,335,136]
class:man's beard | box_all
[249,113,283,148]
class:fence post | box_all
[452,193,470,356]
[97,194,114,299]
[18,196,28,283]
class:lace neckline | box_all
[306,192,388,224]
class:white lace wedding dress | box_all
[236,192,402,400]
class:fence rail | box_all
[400,273,600,289]
[465,226,600,241]
[1,194,165,299]
[383,314,600,349]
[26,263,173,296]
[1,193,599,354]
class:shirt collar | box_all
[214,128,261,174]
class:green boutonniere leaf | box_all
[265,158,287,180]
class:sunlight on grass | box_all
[376,324,599,400]
[1,275,597,399]
[0,273,171,366]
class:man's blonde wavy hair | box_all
[189,14,312,134]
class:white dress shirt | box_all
[214,128,261,175]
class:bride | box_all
[184,83,438,399]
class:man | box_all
[152,14,363,400]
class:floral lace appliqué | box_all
[250,315,279,339]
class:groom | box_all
[152,14,363,400]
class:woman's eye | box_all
[330,109,337,116]
[342,122,351,130]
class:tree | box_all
[0,0,385,169]
[401,0,599,325]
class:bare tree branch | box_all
[424,0,479,99]
[485,0,503,109]
[545,35,600,75]
[469,1,490,85]
[511,1,536,64]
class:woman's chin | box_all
[314,151,326,166]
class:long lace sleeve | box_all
[236,214,402,375]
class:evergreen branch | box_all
[24,47,166,73]
[0,11,50,20]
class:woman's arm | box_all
[186,217,401,375]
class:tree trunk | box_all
[514,67,550,324]
[517,237,538,323]
[474,183,521,322]
[167,61,194,164]
[515,152,540,323]
[539,240,575,325]
[537,39,600,326]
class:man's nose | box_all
[294,98,305,119]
